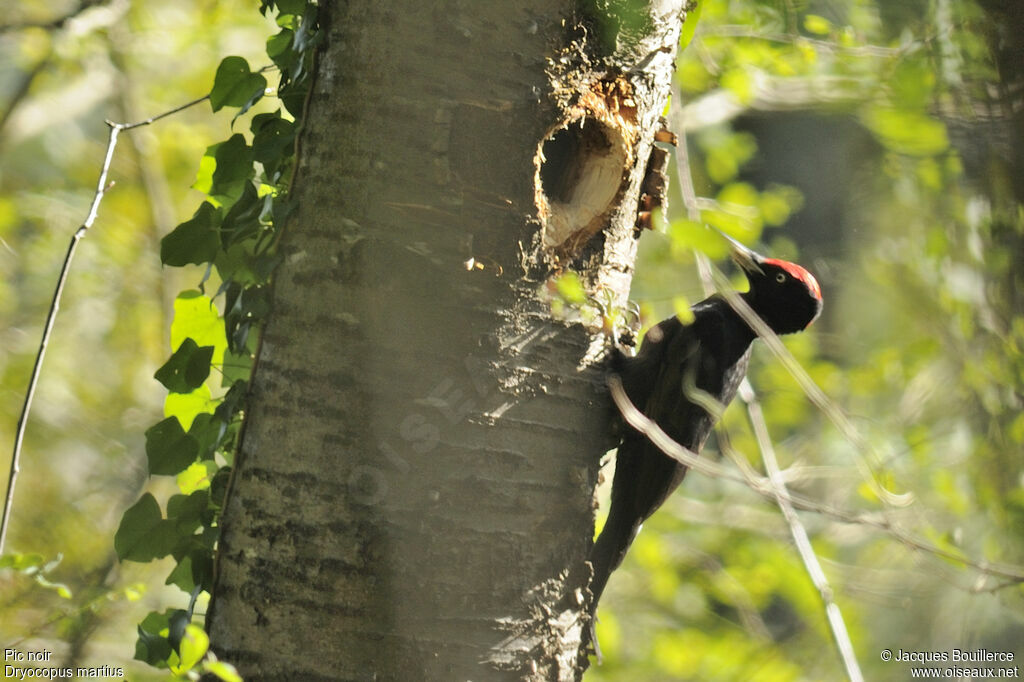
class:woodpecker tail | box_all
[588,505,639,614]
[583,498,643,660]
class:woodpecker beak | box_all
[718,231,765,276]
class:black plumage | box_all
[587,241,823,637]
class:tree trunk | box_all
[206,1,688,679]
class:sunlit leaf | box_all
[177,461,215,495]
[171,292,228,369]
[179,625,210,671]
[165,385,217,432]
[721,68,754,105]
[860,106,949,156]
[803,14,832,35]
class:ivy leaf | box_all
[679,0,703,49]
[224,282,270,353]
[211,136,256,206]
[292,3,320,59]
[167,490,210,535]
[179,624,210,671]
[135,610,174,665]
[222,348,255,389]
[194,135,255,207]
[189,549,214,592]
[266,29,298,74]
[210,56,267,113]
[171,292,228,369]
[177,460,215,495]
[160,202,220,267]
[165,555,196,593]
[167,609,190,652]
[146,417,200,476]
[155,338,215,393]
[115,494,178,562]
[220,182,263,249]
[165,385,216,432]
[252,112,295,176]
[188,412,227,460]
[275,0,307,16]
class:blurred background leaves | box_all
[595,0,1024,680]
[0,1,272,676]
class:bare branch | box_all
[738,379,864,682]
[698,25,906,58]
[606,375,1024,580]
[0,94,208,554]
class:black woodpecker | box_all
[587,238,823,640]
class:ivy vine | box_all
[113,1,320,676]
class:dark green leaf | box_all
[210,466,233,508]
[272,195,296,227]
[167,609,190,651]
[252,112,296,171]
[293,3,320,54]
[232,87,266,124]
[275,0,307,15]
[154,338,215,393]
[210,56,267,113]
[145,417,200,476]
[165,555,195,593]
[160,202,220,267]
[222,348,255,387]
[115,494,178,562]
[167,546,213,594]
[135,623,173,666]
[208,134,255,205]
[266,29,297,73]
[220,182,263,248]
[166,490,210,535]
[188,412,227,460]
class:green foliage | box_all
[155,339,216,394]
[595,0,1024,680]
[108,0,321,673]
[209,56,267,115]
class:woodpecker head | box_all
[725,236,823,335]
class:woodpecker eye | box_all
[775,273,787,283]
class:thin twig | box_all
[0,94,209,555]
[606,376,1024,582]
[739,380,864,682]
[677,123,870,678]
[642,90,1024,591]
[708,267,913,509]
[697,25,907,58]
